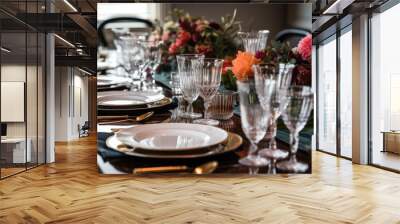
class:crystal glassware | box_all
[276,86,313,173]
[111,28,130,74]
[254,63,294,174]
[237,79,271,168]
[138,40,158,89]
[170,71,185,117]
[192,58,224,126]
[209,90,237,120]
[176,54,204,119]
[119,36,146,89]
[238,30,269,54]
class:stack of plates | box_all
[106,123,242,158]
[97,75,131,91]
[97,90,172,114]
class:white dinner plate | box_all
[97,75,131,86]
[106,132,242,159]
[116,123,228,151]
[97,89,163,98]
[97,91,165,107]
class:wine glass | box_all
[192,58,224,126]
[137,40,158,90]
[119,36,146,89]
[237,79,271,169]
[170,71,184,119]
[176,54,205,119]
[254,63,294,174]
[276,86,313,173]
[238,30,269,54]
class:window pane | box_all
[1,20,28,177]
[371,3,400,171]
[340,29,352,158]
[318,37,337,154]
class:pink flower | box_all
[162,31,170,41]
[149,32,161,43]
[297,34,312,61]
[195,19,208,32]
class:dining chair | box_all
[98,17,154,48]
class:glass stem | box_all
[269,118,277,150]
[268,159,277,174]
[249,143,258,157]
[203,100,210,119]
[187,102,194,115]
[289,131,300,160]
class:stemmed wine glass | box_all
[254,63,294,174]
[192,58,224,126]
[137,40,160,90]
[111,27,130,75]
[276,86,313,173]
[170,72,184,120]
[237,79,271,170]
[238,30,269,54]
[176,54,205,119]
[119,36,146,90]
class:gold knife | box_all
[133,166,188,174]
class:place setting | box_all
[97,7,313,175]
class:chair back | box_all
[98,17,154,48]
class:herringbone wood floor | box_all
[1,135,400,224]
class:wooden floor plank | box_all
[0,135,399,223]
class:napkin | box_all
[97,132,126,160]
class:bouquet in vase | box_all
[222,34,312,90]
[150,8,241,72]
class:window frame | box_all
[315,22,353,160]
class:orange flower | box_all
[232,51,260,80]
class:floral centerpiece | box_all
[222,34,312,90]
[150,8,241,72]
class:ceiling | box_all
[3,0,350,72]
[311,0,389,40]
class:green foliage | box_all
[263,41,297,65]
[221,69,237,91]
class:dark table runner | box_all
[97,131,246,174]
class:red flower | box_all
[195,44,212,55]
[255,51,266,60]
[297,34,312,62]
[179,19,191,31]
[175,31,191,47]
[192,33,201,43]
[222,57,233,73]
[293,64,311,86]
[168,43,180,54]
[209,22,221,30]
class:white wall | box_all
[1,63,46,164]
[54,67,89,141]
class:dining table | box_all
[97,58,313,175]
